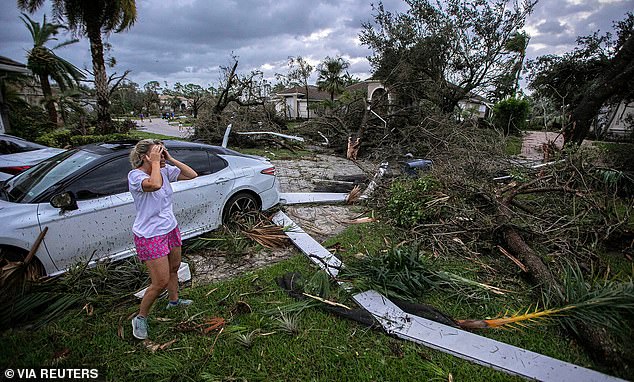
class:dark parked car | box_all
[0,134,64,180]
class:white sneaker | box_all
[131,315,148,339]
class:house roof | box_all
[0,55,30,74]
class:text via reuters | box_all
[3,368,99,380]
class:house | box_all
[158,94,191,113]
[601,101,634,140]
[457,93,492,120]
[273,85,330,119]
[0,56,30,134]
[273,80,393,119]
[273,79,489,120]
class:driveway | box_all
[186,153,372,285]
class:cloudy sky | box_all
[0,0,632,91]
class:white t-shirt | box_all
[128,164,181,238]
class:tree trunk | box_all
[304,84,310,120]
[497,206,624,366]
[87,25,113,134]
[564,34,634,145]
[39,73,58,126]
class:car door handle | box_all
[216,177,229,183]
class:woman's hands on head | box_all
[162,146,174,162]
[145,145,164,164]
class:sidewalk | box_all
[135,117,193,139]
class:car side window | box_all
[0,139,23,154]
[65,156,131,200]
[209,153,228,174]
[169,149,215,175]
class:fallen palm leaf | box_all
[142,338,179,353]
[346,185,362,203]
[243,224,289,248]
[457,305,568,329]
[82,303,94,316]
[0,227,48,289]
[203,317,226,333]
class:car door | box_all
[37,156,136,272]
[168,149,234,238]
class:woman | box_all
[128,139,198,340]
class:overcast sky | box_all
[0,0,632,91]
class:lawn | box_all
[1,220,617,382]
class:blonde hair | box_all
[129,139,162,168]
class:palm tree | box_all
[21,13,84,125]
[316,56,351,102]
[18,0,137,133]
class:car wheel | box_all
[222,192,260,223]
[0,246,45,285]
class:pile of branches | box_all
[0,258,149,330]
[365,119,634,369]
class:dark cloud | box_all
[537,20,569,35]
[1,0,631,89]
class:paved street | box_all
[135,117,193,139]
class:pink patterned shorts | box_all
[134,227,182,261]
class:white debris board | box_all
[271,211,342,277]
[353,290,625,382]
[279,192,348,205]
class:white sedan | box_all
[0,140,280,276]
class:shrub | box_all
[36,129,73,148]
[492,97,530,135]
[70,133,132,147]
[7,101,55,141]
[387,176,443,227]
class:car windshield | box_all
[1,149,100,203]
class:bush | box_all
[36,129,73,148]
[7,101,55,141]
[35,131,133,148]
[492,97,530,135]
[70,133,132,147]
[387,176,443,227]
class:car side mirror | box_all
[50,191,78,211]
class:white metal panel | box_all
[279,192,348,205]
[271,211,341,277]
[354,290,624,382]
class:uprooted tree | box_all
[359,0,535,114]
[527,12,634,146]
[193,57,282,146]
[367,118,634,370]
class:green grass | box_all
[505,135,523,156]
[0,221,625,381]
[0,255,522,382]
[129,130,187,141]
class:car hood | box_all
[0,198,38,219]
[0,148,65,167]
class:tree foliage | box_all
[316,56,351,102]
[20,13,84,126]
[492,97,530,135]
[174,82,211,118]
[276,56,313,119]
[527,13,634,145]
[18,0,137,134]
[359,0,535,114]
